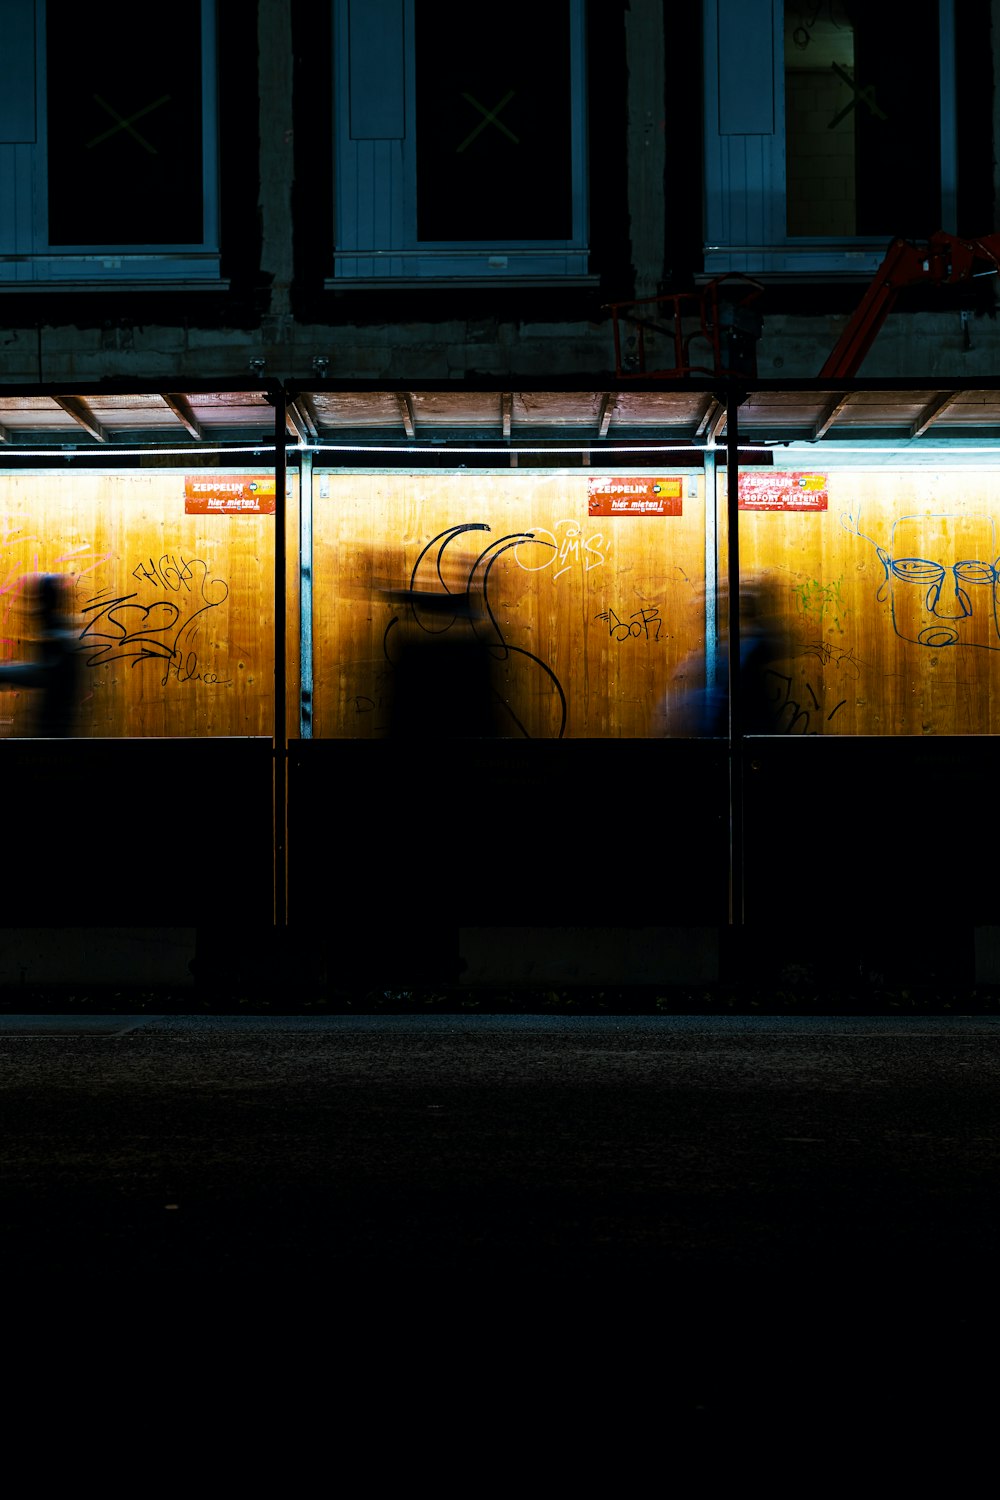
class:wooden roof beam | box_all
[297,393,320,440]
[812,393,852,441]
[285,391,319,444]
[52,395,108,443]
[162,392,205,441]
[706,402,728,443]
[396,392,416,439]
[910,390,963,439]
[285,402,313,445]
[695,395,722,439]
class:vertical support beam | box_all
[939,0,957,234]
[625,0,666,298]
[299,449,314,740]
[995,0,1000,231]
[259,0,294,321]
[725,385,744,928]
[273,384,288,929]
[703,449,718,697]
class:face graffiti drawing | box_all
[876,513,1000,650]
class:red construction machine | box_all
[606,231,1000,382]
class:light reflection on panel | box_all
[731,465,1000,736]
[0,470,276,738]
[311,470,707,739]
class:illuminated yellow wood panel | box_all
[0,470,276,738]
[728,467,1000,735]
[311,471,707,739]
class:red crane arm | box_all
[819,232,1000,379]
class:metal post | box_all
[273,384,287,929]
[939,0,957,234]
[299,448,314,740]
[703,449,719,696]
[725,386,744,927]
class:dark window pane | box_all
[415,0,573,242]
[784,4,858,236]
[954,0,993,234]
[784,0,940,239]
[851,0,939,236]
[46,0,204,246]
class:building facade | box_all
[2,1,1000,1000]
[1,0,997,386]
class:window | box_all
[702,0,973,277]
[0,0,221,287]
[330,0,592,285]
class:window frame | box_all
[0,0,223,289]
[701,0,958,278]
[328,0,594,287]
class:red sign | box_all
[184,475,276,514]
[588,477,683,516]
[738,472,828,511]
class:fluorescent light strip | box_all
[0,445,279,458]
[306,443,770,456]
[774,444,1000,455]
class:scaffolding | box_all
[606,274,764,380]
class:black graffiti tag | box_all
[595,605,663,642]
[81,556,232,687]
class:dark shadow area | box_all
[0,738,274,927]
[288,736,731,990]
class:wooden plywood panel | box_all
[729,466,1000,735]
[0,471,276,738]
[311,471,707,739]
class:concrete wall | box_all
[0,929,196,988]
[459,928,719,986]
[0,1,997,388]
[5,304,1000,386]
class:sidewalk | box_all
[3,1011,996,1448]
[4,979,1000,1015]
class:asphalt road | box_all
[3,1013,997,1463]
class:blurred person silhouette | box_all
[366,543,506,992]
[365,523,568,740]
[376,524,512,740]
[0,573,82,737]
[669,573,786,736]
[381,584,502,739]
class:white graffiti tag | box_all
[514,520,610,580]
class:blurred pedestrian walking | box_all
[0,573,82,737]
